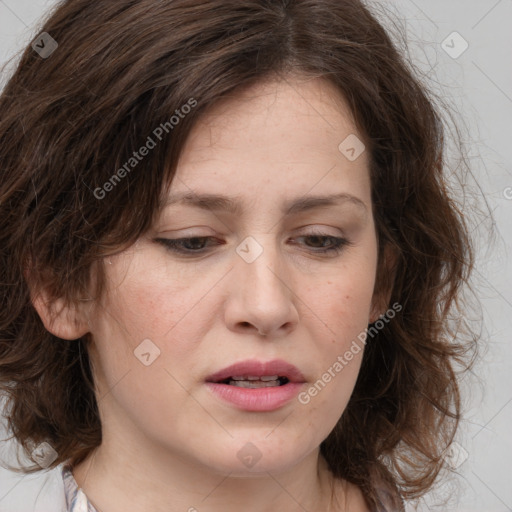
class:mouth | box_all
[205,359,305,386]
[215,375,290,388]
[205,359,306,412]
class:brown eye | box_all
[155,237,222,254]
[291,233,351,255]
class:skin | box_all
[34,75,384,511]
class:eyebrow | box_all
[162,192,368,216]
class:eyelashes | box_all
[154,232,352,257]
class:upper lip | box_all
[205,359,306,383]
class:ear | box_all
[369,242,399,323]
[30,289,90,340]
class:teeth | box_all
[228,380,280,388]
[230,375,279,381]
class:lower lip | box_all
[205,382,304,412]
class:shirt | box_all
[62,464,99,512]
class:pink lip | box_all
[205,359,306,384]
[205,359,306,412]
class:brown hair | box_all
[0,0,476,508]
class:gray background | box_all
[0,0,511,510]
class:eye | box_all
[155,236,221,254]
[155,232,351,257]
[291,232,351,255]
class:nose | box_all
[223,235,299,338]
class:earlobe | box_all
[24,261,92,340]
[369,294,388,323]
[370,242,399,324]
[368,304,382,324]
[30,290,90,341]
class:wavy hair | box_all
[0,0,476,508]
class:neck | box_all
[72,440,340,512]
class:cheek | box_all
[97,264,199,343]
[320,264,376,342]
[303,251,376,414]
[88,276,198,426]
[302,288,369,426]
[89,260,219,398]
[297,342,363,445]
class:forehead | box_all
[182,76,358,155]
[169,76,371,210]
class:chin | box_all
[198,437,317,477]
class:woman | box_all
[0,1,476,510]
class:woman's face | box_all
[87,76,379,476]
